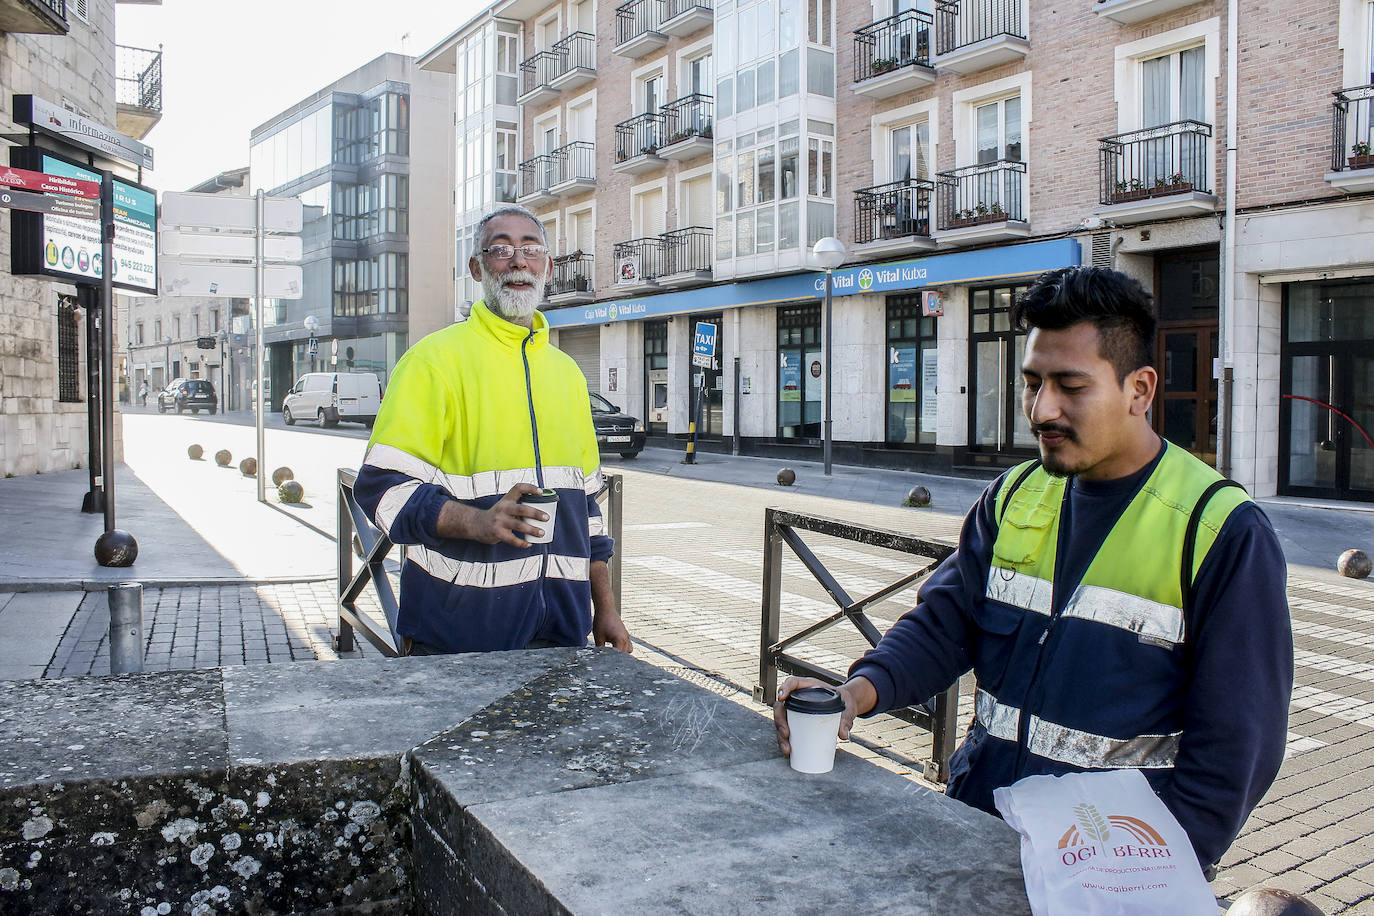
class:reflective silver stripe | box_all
[409,546,544,589]
[1061,585,1184,646]
[584,468,604,495]
[588,515,605,538]
[546,554,590,581]
[375,480,421,535]
[1027,717,1181,770]
[363,444,586,502]
[985,567,1053,616]
[975,689,1020,742]
[365,443,442,484]
[975,689,1179,769]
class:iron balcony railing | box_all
[855,177,935,243]
[116,44,162,112]
[935,0,1024,55]
[551,140,595,185]
[518,152,560,197]
[519,49,562,97]
[935,159,1026,229]
[615,111,667,162]
[36,0,66,19]
[552,30,596,73]
[854,11,933,82]
[1098,120,1212,205]
[613,236,666,282]
[616,0,665,46]
[662,227,712,275]
[548,252,595,297]
[665,0,712,19]
[1332,85,1374,172]
[661,93,714,145]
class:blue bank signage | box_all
[544,238,1082,328]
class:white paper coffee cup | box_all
[519,488,559,544]
[784,686,845,774]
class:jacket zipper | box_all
[521,330,549,627]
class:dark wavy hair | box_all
[1011,266,1156,384]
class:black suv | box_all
[591,392,645,459]
[157,378,218,415]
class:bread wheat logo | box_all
[1058,803,1172,866]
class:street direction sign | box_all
[158,258,303,299]
[159,230,301,262]
[0,186,99,219]
[0,166,99,198]
[692,321,717,369]
[161,191,303,233]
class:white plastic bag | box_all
[993,769,1218,916]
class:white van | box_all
[282,372,382,428]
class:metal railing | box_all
[548,252,595,296]
[518,152,560,198]
[553,31,596,73]
[519,49,562,97]
[855,177,935,243]
[616,0,665,45]
[1098,120,1212,205]
[116,44,162,112]
[615,111,667,162]
[935,0,1024,55]
[551,140,595,185]
[661,94,714,145]
[337,468,622,657]
[854,10,933,82]
[936,159,1025,229]
[1332,85,1374,172]
[662,226,712,276]
[755,508,960,782]
[664,0,712,19]
[613,236,667,282]
[35,0,66,20]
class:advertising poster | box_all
[889,346,916,403]
[779,353,801,402]
[921,347,940,429]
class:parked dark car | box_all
[591,392,645,459]
[157,378,218,415]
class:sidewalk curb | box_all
[0,575,336,592]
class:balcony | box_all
[0,0,67,35]
[613,236,666,292]
[613,112,667,174]
[935,160,1030,243]
[615,0,668,58]
[549,141,596,197]
[658,227,713,287]
[659,94,714,161]
[547,252,596,305]
[934,0,1028,75]
[853,11,935,100]
[660,0,713,37]
[1093,0,1204,25]
[517,50,562,106]
[1096,120,1216,224]
[115,44,163,140]
[854,178,937,256]
[1327,85,1374,194]
[517,153,560,209]
[551,32,596,91]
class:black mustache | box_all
[1032,423,1077,442]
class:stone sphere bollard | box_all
[777,468,796,486]
[1338,548,1371,579]
[187,444,204,460]
[272,466,295,487]
[1228,888,1325,916]
[278,479,304,504]
[239,457,257,477]
[214,449,232,467]
[904,486,932,507]
[94,529,139,567]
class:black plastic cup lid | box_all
[784,686,844,715]
[520,488,559,503]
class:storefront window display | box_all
[886,296,938,446]
[778,304,821,439]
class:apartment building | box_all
[424,0,1374,502]
[246,53,454,410]
[0,0,162,477]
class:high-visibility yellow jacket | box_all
[354,301,610,653]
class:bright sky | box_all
[116,0,486,195]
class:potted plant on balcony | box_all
[1110,178,1150,204]
[1150,171,1193,196]
[879,199,900,232]
[948,201,1006,228]
[1350,140,1374,170]
[871,57,899,75]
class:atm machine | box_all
[647,368,669,434]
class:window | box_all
[136,322,144,345]
[777,305,821,439]
[886,298,938,446]
[154,319,162,342]
[891,122,931,181]
[976,96,1021,164]
[193,314,200,336]
[333,253,409,316]
[687,54,713,95]
[1142,47,1204,128]
[640,74,663,114]
[173,316,181,340]
[58,296,80,403]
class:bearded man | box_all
[353,205,632,656]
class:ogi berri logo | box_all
[1057,803,1173,866]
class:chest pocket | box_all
[992,499,1057,569]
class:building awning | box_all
[544,238,1082,329]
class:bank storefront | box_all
[545,239,1081,472]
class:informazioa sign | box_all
[12,94,155,170]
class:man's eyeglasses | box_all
[481,244,550,260]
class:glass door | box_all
[1154,324,1218,465]
[1282,349,1374,501]
[968,285,1034,458]
[689,312,724,438]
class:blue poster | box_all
[888,346,916,403]
[779,353,801,402]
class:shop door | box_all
[1282,348,1374,501]
[967,285,1034,459]
[689,312,723,438]
[1154,324,1218,465]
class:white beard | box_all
[482,269,545,322]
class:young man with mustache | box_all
[775,266,1292,875]
[354,205,632,656]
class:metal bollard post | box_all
[108,582,144,674]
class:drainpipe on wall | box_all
[1219,0,1239,479]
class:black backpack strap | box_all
[1181,479,1248,615]
[998,460,1043,525]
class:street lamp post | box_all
[812,237,846,476]
[303,314,319,373]
[217,329,229,412]
[163,336,172,387]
